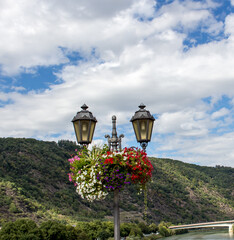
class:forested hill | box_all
[0,137,233,226]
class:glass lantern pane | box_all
[73,121,81,143]
[133,121,140,142]
[81,120,89,142]
[88,121,96,142]
[139,119,147,141]
[147,120,153,141]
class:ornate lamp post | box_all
[72,103,155,240]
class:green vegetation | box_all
[147,158,234,223]
[0,219,162,240]
[0,219,88,240]
[158,221,173,237]
[0,137,233,227]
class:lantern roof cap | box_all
[130,103,155,122]
[72,104,97,122]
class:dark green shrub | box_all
[149,223,158,233]
[9,202,21,213]
[0,219,42,240]
[120,223,131,237]
[158,226,171,237]
[39,220,70,240]
[138,222,151,234]
[158,221,173,237]
[129,225,143,237]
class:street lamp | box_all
[130,103,155,152]
[71,104,97,146]
[72,103,155,240]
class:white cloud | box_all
[211,108,230,119]
[156,108,212,137]
[154,132,234,167]
[11,86,26,92]
[0,0,234,167]
[0,0,223,75]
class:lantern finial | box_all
[81,104,88,111]
[139,103,146,109]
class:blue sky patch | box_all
[211,0,234,22]
[155,0,174,11]
[1,65,62,93]
[59,47,83,65]
[213,95,232,110]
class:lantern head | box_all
[130,103,155,150]
[72,104,97,146]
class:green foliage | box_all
[143,235,161,240]
[0,218,189,240]
[0,219,90,240]
[148,157,234,223]
[129,225,143,238]
[158,221,173,237]
[158,226,171,237]
[76,220,114,240]
[120,222,132,237]
[58,140,78,152]
[9,203,21,213]
[138,222,151,234]
[0,137,233,225]
[39,220,81,240]
[0,219,42,240]
[149,223,158,233]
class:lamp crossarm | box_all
[105,116,124,152]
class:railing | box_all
[169,220,234,237]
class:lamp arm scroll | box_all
[105,134,111,149]
[118,134,124,151]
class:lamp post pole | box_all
[105,116,124,240]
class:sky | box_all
[0,0,234,167]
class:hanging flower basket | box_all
[68,145,153,202]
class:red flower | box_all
[104,158,114,164]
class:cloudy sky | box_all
[0,0,234,167]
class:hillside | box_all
[0,137,233,226]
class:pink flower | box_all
[68,173,73,182]
[68,158,74,163]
